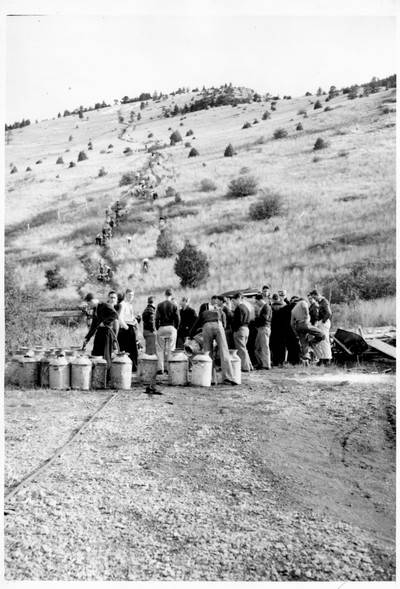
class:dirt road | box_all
[4,368,396,581]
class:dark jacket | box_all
[232,303,250,332]
[142,304,156,332]
[155,300,180,330]
[85,302,119,342]
[255,302,272,327]
[178,306,198,339]
[309,302,319,325]
[190,308,225,338]
[318,297,332,322]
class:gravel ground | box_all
[4,367,396,581]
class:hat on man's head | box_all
[272,293,280,301]
[84,292,94,302]
[262,284,270,290]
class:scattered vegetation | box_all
[119,171,136,186]
[273,128,288,139]
[314,100,322,110]
[77,151,88,162]
[10,166,18,174]
[296,122,303,131]
[188,147,199,157]
[226,175,258,198]
[313,137,329,150]
[68,161,76,168]
[186,129,194,136]
[156,229,177,258]
[170,130,183,145]
[45,265,67,290]
[123,147,133,156]
[174,240,209,287]
[262,111,271,120]
[98,167,107,177]
[56,156,64,164]
[242,122,251,129]
[199,178,217,192]
[224,143,235,157]
[249,190,283,220]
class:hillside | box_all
[5,86,396,325]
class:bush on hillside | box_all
[10,165,18,174]
[123,147,133,156]
[322,259,396,304]
[296,122,303,131]
[297,109,307,115]
[68,135,73,141]
[314,100,322,110]
[77,150,88,162]
[273,128,288,139]
[227,175,258,198]
[170,130,183,145]
[156,229,177,258]
[174,240,209,288]
[313,137,329,150]
[174,192,183,203]
[188,147,199,157]
[68,161,76,168]
[262,111,271,120]
[166,186,177,197]
[242,122,251,129]
[88,142,93,150]
[26,166,32,172]
[56,156,64,164]
[119,171,136,186]
[36,160,43,164]
[148,132,154,138]
[249,191,283,220]
[108,144,114,149]
[45,265,67,290]
[324,106,332,112]
[186,129,194,136]
[253,118,259,124]
[98,167,107,177]
[224,143,236,157]
[199,178,217,192]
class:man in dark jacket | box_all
[232,293,253,371]
[155,288,180,374]
[142,296,156,354]
[254,294,272,369]
[177,297,197,348]
[82,291,119,369]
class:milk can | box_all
[19,355,41,388]
[229,349,242,384]
[91,356,108,389]
[70,355,92,390]
[168,350,189,386]
[139,353,158,384]
[49,354,70,389]
[40,350,55,388]
[110,352,132,389]
[33,346,46,358]
[191,351,212,387]
[9,349,25,386]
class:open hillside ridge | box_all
[5,86,396,318]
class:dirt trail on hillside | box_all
[4,370,395,581]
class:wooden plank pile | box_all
[332,325,396,366]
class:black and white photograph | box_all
[3,0,397,583]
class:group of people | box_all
[95,202,125,247]
[81,284,332,384]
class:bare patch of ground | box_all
[4,367,395,581]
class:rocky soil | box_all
[4,367,396,581]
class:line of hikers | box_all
[81,285,332,384]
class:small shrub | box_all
[312,156,321,163]
[296,122,303,131]
[36,159,43,164]
[249,191,282,220]
[108,144,114,149]
[98,167,107,177]
[100,149,106,154]
[123,147,133,156]
[170,130,183,145]
[26,166,32,172]
[188,147,199,157]
[119,171,136,186]
[68,135,73,141]
[184,142,191,148]
[174,240,209,288]
[273,128,288,139]
[314,100,322,110]
[199,178,217,192]
[313,137,329,150]
[68,161,76,168]
[253,118,259,124]
[156,229,177,258]
[262,111,271,120]
[10,165,18,174]
[166,186,177,197]
[224,143,235,157]
[148,132,154,138]
[297,109,307,115]
[88,142,93,150]
[338,150,349,158]
[242,122,251,129]
[56,156,64,164]
[77,150,88,162]
[186,129,194,136]
[174,192,183,203]
[240,166,250,174]
[45,265,67,290]
[227,175,258,198]
[324,106,332,112]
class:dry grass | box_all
[5,89,396,325]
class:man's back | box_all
[156,300,180,329]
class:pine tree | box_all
[174,240,209,287]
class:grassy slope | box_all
[5,88,396,318]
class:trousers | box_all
[233,326,253,371]
[254,326,271,369]
[202,321,234,382]
[156,325,177,371]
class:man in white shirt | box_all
[117,288,139,371]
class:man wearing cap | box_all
[82,292,119,368]
[261,284,271,303]
[155,288,180,374]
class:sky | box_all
[4,2,398,123]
